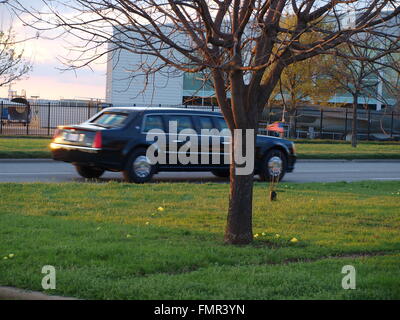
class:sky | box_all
[0,1,106,101]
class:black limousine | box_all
[50,107,296,183]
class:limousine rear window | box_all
[90,112,128,128]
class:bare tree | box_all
[9,0,400,244]
[0,27,31,87]
[323,30,399,147]
[377,52,400,110]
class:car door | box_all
[195,115,221,167]
[165,114,198,167]
[214,116,231,167]
[141,114,167,166]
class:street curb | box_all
[0,159,54,163]
[0,158,399,163]
[297,159,400,163]
[0,286,78,300]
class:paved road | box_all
[0,159,399,183]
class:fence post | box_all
[47,102,51,136]
[26,104,29,135]
[0,101,3,135]
[367,109,371,141]
[320,109,323,138]
[390,111,394,138]
[294,109,298,137]
[344,108,348,137]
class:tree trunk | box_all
[224,125,255,245]
[224,165,254,245]
[351,93,358,148]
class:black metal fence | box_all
[0,100,399,140]
[260,106,400,140]
[0,101,102,136]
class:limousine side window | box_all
[198,116,215,130]
[167,115,195,132]
[216,117,228,130]
[143,115,164,132]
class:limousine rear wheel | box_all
[259,149,287,182]
[75,165,105,179]
[123,148,155,183]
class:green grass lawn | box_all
[0,137,399,159]
[0,137,50,158]
[296,141,400,159]
[0,181,399,299]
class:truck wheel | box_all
[259,149,287,182]
[123,148,155,183]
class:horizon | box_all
[0,1,106,101]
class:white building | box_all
[106,47,185,106]
[106,15,399,110]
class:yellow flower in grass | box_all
[3,256,8,260]
[145,221,150,225]
[254,233,259,238]
[157,207,165,212]
[290,237,299,243]
[261,232,266,236]
[126,234,132,238]
[8,254,14,258]
[275,234,280,238]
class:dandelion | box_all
[275,234,280,238]
[96,227,101,231]
[8,254,14,258]
[126,234,132,238]
[261,232,266,236]
[157,207,165,212]
[290,237,299,243]
[254,233,259,238]
[3,257,8,260]
[145,222,150,225]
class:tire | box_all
[211,169,230,178]
[259,149,287,182]
[123,148,155,183]
[75,165,105,179]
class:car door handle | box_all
[172,139,184,143]
[222,141,231,145]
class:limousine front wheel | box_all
[259,149,287,182]
[123,148,155,183]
